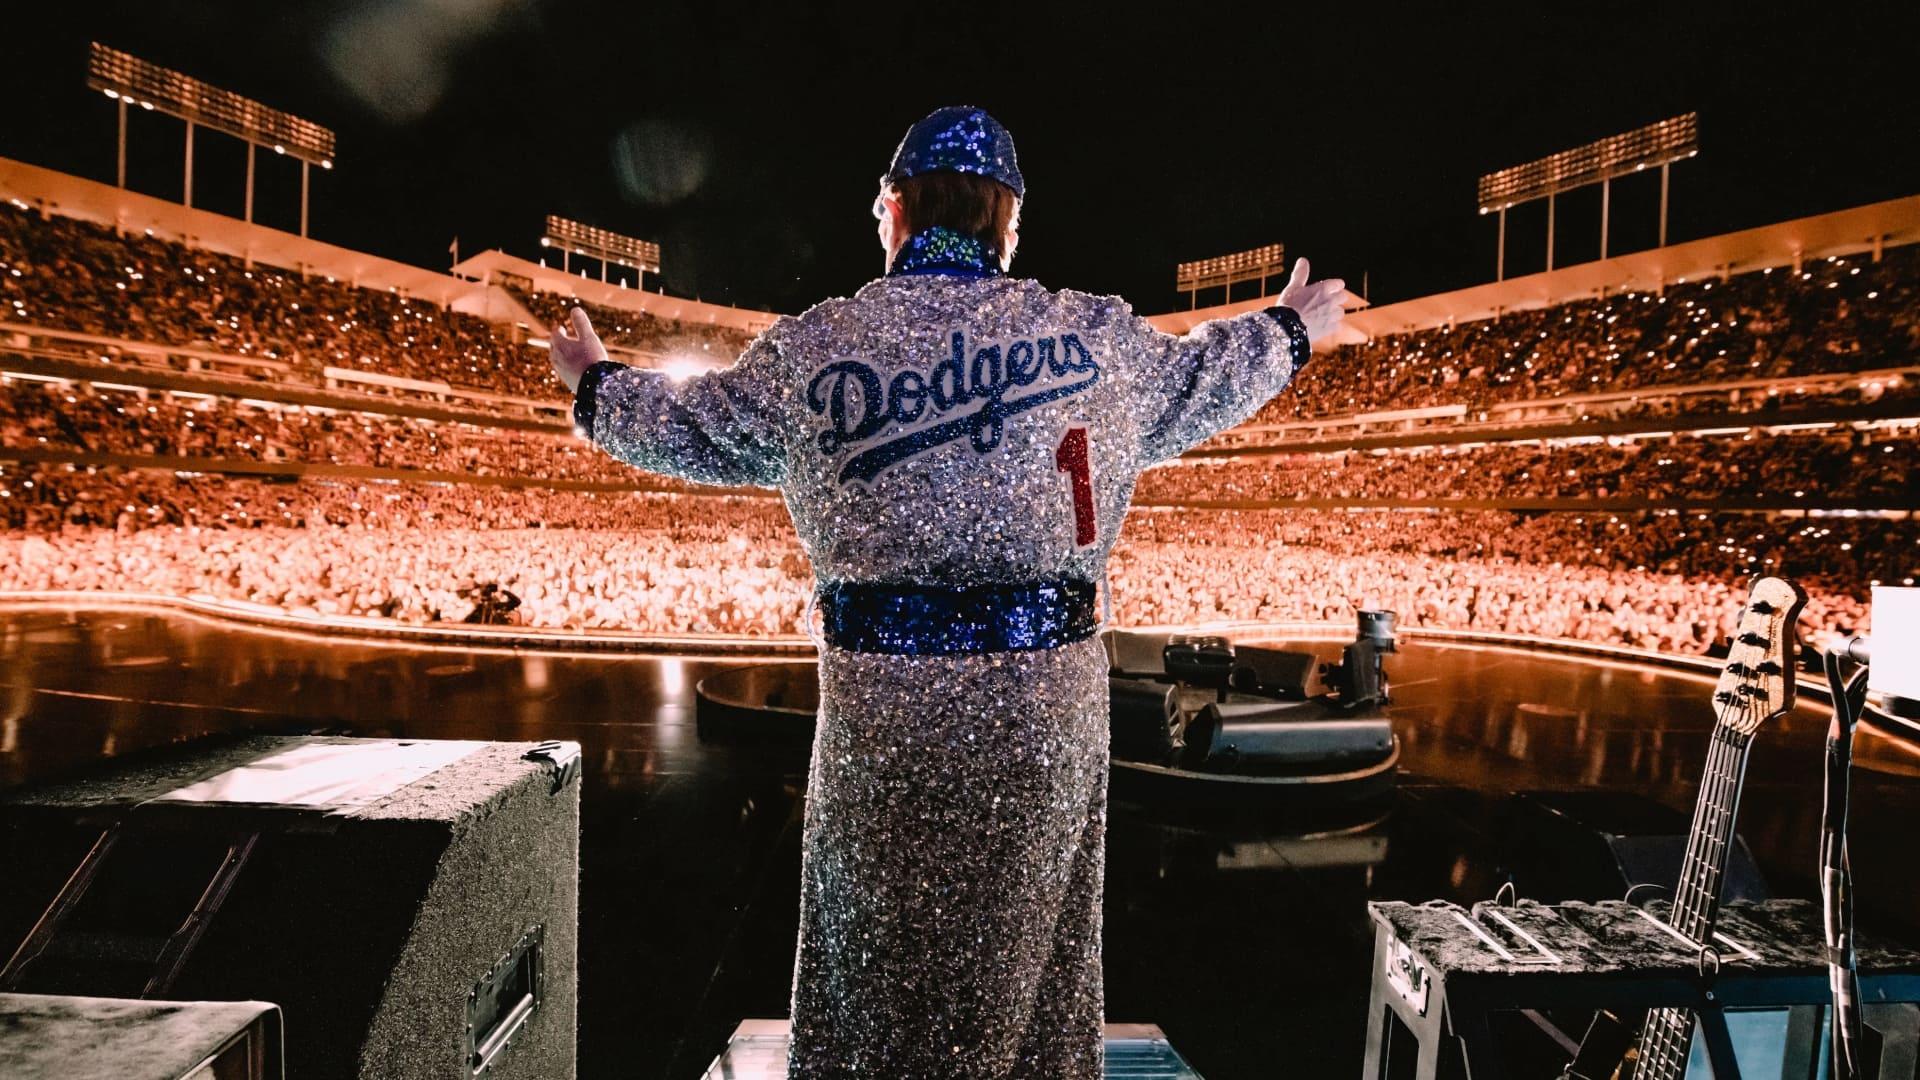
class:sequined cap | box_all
[881,106,1025,200]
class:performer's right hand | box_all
[549,307,609,393]
[1275,257,1348,349]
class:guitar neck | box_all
[1633,575,1800,1080]
[1669,724,1753,942]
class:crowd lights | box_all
[88,42,336,167]
[1478,113,1697,213]
[542,216,661,274]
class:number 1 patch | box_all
[1054,425,1097,549]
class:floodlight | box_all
[1478,113,1697,212]
[87,42,336,166]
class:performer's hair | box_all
[894,171,1019,250]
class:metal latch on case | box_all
[521,741,581,795]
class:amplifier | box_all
[1228,645,1317,699]
[0,735,581,1080]
[0,992,283,1080]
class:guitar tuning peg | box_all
[1755,661,1783,676]
[1750,600,1776,615]
[1714,691,1735,705]
[1737,632,1767,646]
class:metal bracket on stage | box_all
[1627,904,1764,966]
[1360,899,1920,1080]
[1471,906,1564,966]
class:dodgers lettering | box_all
[806,328,1100,485]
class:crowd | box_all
[10,377,1913,507]
[4,203,1915,654]
[0,206,557,397]
[1115,507,1895,652]
[0,464,1904,653]
[1136,425,1920,504]
[508,288,758,362]
[0,467,802,635]
[1253,246,1920,423]
[0,204,750,402]
[1210,373,1920,456]
[0,378,657,486]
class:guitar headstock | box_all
[1714,575,1809,735]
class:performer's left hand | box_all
[1275,257,1348,349]
[549,307,608,392]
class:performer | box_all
[549,106,1346,1078]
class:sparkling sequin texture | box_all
[882,106,1026,199]
[576,234,1309,1077]
[888,225,1004,279]
[819,577,1098,655]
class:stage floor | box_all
[1,603,1917,1079]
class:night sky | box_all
[6,2,1917,315]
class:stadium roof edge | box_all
[453,249,776,333]
[1148,193,1920,340]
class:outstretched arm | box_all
[551,307,789,488]
[1126,258,1346,465]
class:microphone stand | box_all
[1821,638,1870,1080]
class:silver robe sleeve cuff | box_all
[571,360,630,440]
[1264,305,1314,372]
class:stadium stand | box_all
[2,172,1916,652]
[1,205,553,397]
[1254,245,1920,424]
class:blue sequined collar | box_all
[886,226,1003,278]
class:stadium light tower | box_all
[87,42,337,236]
[1478,112,1698,280]
[541,215,662,290]
[1175,243,1286,310]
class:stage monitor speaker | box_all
[1228,645,1317,699]
[1182,702,1393,770]
[0,992,283,1080]
[0,735,581,1080]
[1108,678,1179,763]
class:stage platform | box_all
[700,1019,1204,1078]
[3,601,1918,1078]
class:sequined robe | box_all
[572,230,1310,1078]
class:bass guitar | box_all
[1631,575,1807,1080]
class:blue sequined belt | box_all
[816,577,1099,656]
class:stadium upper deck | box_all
[3,154,1917,454]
